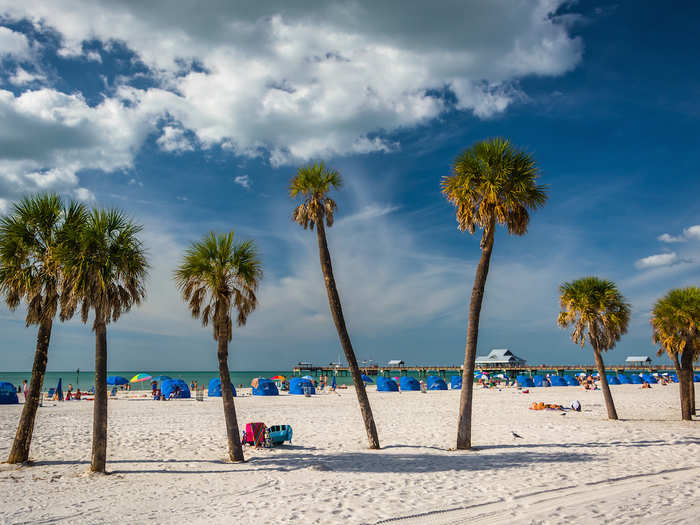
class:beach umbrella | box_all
[361,374,374,383]
[106,376,129,385]
[151,375,172,382]
[270,375,286,381]
[56,378,63,401]
[578,372,587,377]
[129,373,152,383]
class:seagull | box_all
[560,412,567,416]
[511,431,523,439]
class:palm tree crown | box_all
[651,287,700,358]
[441,137,547,243]
[174,231,262,339]
[289,161,341,229]
[558,277,631,351]
[61,209,148,326]
[0,193,86,325]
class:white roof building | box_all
[625,356,652,365]
[387,359,405,366]
[475,349,526,367]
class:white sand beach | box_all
[1,384,698,524]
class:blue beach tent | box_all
[106,376,129,386]
[161,379,191,399]
[694,374,700,383]
[361,374,374,383]
[427,376,447,390]
[606,375,621,385]
[516,375,535,388]
[376,377,399,392]
[207,378,235,397]
[0,382,19,404]
[564,375,579,386]
[533,375,549,387]
[289,377,315,395]
[549,376,567,387]
[399,376,420,391]
[642,374,657,384]
[450,376,462,389]
[630,374,643,384]
[617,375,632,384]
[252,378,279,396]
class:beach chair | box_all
[242,422,267,447]
[47,388,56,399]
[267,425,293,446]
[195,386,204,402]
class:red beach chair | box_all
[242,422,267,447]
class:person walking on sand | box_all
[22,380,28,402]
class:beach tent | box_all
[694,374,700,383]
[516,375,535,388]
[0,382,19,404]
[617,374,632,384]
[642,374,657,384]
[630,374,643,384]
[376,377,399,392]
[106,376,129,386]
[549,376,567,387]
[361,374,374,383]
[289,377,316,395]
[161,379,191,399]
[399,376,420,391]
[427,376,447,390]
[450,376,462,389]
[252,378,279,396]
[564,375,579,386]
[533,375,549,387]
[606,375,621,385]
[207,378,235,397]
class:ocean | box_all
[0,370,359,391]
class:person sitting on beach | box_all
[642,381,652,389]
[65,391,72,400]
[74,389,81,400]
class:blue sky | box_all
[1,1,699,371]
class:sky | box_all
[1,1,699,371]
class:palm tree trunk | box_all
[90,318,108,472]
[679,348,694,420]
[7,318,53,463]
[456,218,495,450]
[315,221,379,449]
[672,352,689,419]
[593,347,618,420]
[218,335,244,462]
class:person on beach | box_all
[190,380,195,391]
[74,389,81,400]
[22,379,28,401]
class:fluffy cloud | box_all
[8,66,45,86]
[156,125,194,153]
[0,0,582,169]
[0,26,29,59]
[635,252,679,269]
[234,175,251,189]
[658,224,700,243]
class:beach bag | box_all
[242,422,267,447]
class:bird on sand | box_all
[511,431,523,439]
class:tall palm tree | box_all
[61,209,148,473]
[441,138,547,450]
[174,231,262,462]
[651,287,699,420]
[0,193,87,464]
[558,277,630,420]
[290,162,380,449]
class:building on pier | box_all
[475,349,526,368]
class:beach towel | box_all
[243,422,267,447]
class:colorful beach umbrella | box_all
[270,375,286,381]
[129,373,152,383]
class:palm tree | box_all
[61,209,148,473]
[441,138,547,449]
[558,277,630,420]
[290,162,380,449]
[0,194,87,464]
[174,231,262,462]
[651,287,699,420]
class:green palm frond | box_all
[174,231,262,341]
[289,161,342,229]
[60,208,148,327]
[0,193,88,326]
[651,287,700,359]
[441,138,547,241]
[558,277,631,352]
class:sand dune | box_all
[1,384,698,524]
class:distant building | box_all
[625,356,652,366]
[475,349,526,367]
[387,359,405,367]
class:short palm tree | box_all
[0,193,86,464]
[61,209,148,473]
[290,162,380,449]
[651,287,699,420]
[441,138,547,449]
[558,277,630,420]
[174,231,262,462]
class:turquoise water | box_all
[0,370,359,391]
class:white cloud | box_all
[658,233,685,243]
[635,252,679,269]
[72,187,95,202]
[156,125,194,153]
[0,1,583,166]
[234,174,251,189]
[658,224,700,243]
[685,225,700,240]
[0,197,9,214]
[8,66,45,86]
[0,26,30,59]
